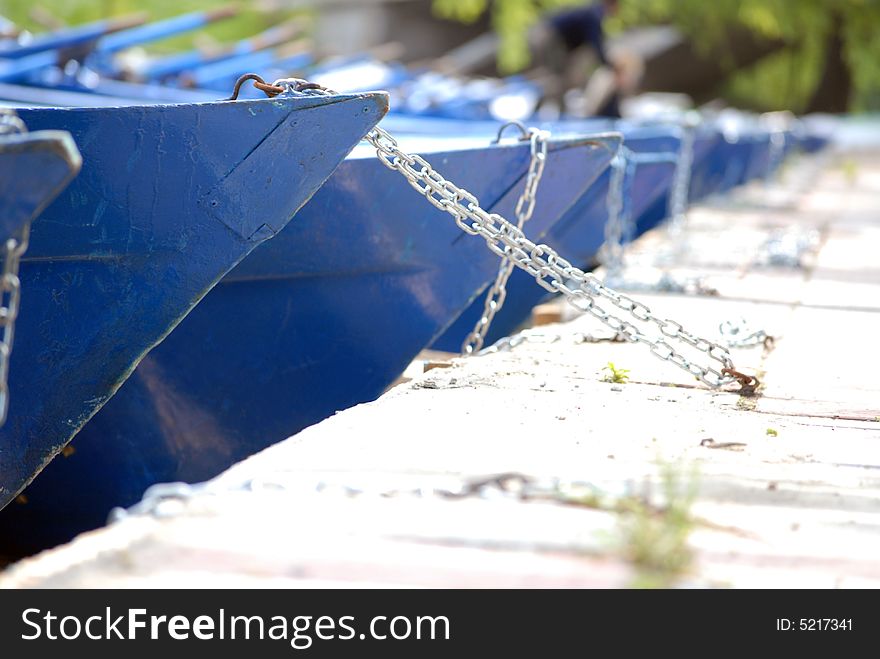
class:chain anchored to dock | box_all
[461,122,548,355]
[238,75,758,392]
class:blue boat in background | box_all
[0,130,621,551]
[434,118,799,353]
[3,9,243,104]
[433,121,686,352]
[0,80,201,107]
[0,13,146,60]
[0,89,389,513]
[689,133,754,198]
[396,116,729,352]
[130,19,305,83]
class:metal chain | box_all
[0,109,30,425]
[271,78,744,389]
[0,108,27,136]
[664,120,697,246]
[599,150,628,280]
[365,123,740,387]
[601,146,680,281]
[755,227,820,268]
[110,471,612,522]
[718,318,770,349]
[761,112,793,186]
[764,129,787,186]
[461,124,548,355]
[601,121,719,298]
[480,327,624,355]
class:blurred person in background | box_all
[532,0,636,118]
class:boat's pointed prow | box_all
[0,90,388,513]
[203,91,390,242]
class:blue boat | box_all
[31,74,222,105]
[384,114,730,352]
[90,7,238,62]
[735,132,776,188]
[1,9,238,91]
[0,88,389,515]
[0,130,621,551]
[707,112,784,191]
[689,133,754,198]
[0,14,146,59]
[178,50,313,95]
[795,118,831,153]
[0,81,186,107]
[433,122,686,352]
[132,20,306,83]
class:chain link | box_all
[718,318,771,349]
[0,108,27,136]
[764,129,787,185]
[600,146,680,281]
[601,121,719,297]
[366,123,737,387]
[461,124,548,355]
[479,327,624,355]
[271,79,741,388]
[755,227,820,268]
[0,109,30,425]
[600,150,628,279]
[110,470,612,522]
[761,112,793,186]
[666,120,696,239]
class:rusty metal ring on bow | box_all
[228,73,285,101]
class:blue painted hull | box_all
[0,132,620,551]
[432,125,685,352]
[21,74,223,105]
[646,127,723,220]
[690,137,753,198]
[0,91,389,512]
[735,135,773,187]
[409,118,774,352]
[0,128,81,242]
[798,133,829,154]
[716,139,748,195]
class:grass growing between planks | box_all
[617,461,699,589]
[602,362,630,385]
[562,459,700,587]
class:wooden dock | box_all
[2,146,879,589]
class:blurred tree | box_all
[433,0,880,112]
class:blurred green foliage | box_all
[4,1,877,111]
[0,0,303,53]
[433,0,880,112]
[434,0,578,72]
